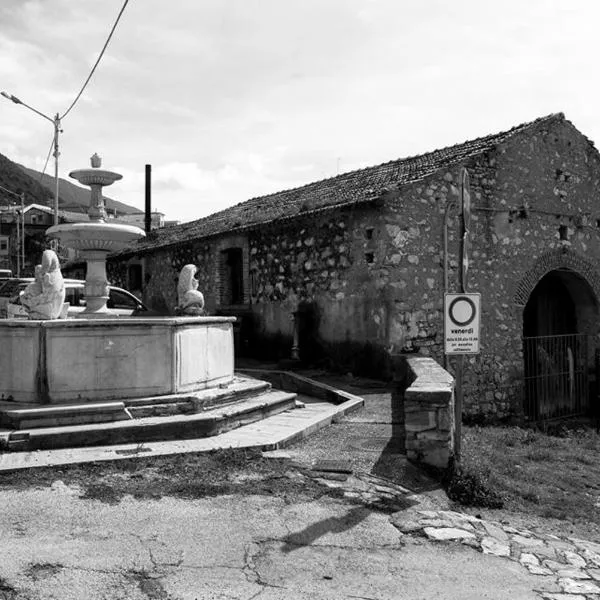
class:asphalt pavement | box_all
[0,367,594,599]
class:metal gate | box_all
[523,333,590,421]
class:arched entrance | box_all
[522,268,598,420]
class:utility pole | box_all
[20,193,25,276]
[0,185,26,276]
[52,113,61,226]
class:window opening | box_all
[221,247,244,305]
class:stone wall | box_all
[394,354,455,469]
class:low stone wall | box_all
[393,354,455,469]
[236,368,364,407]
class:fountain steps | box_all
[124,377,272,418]
[0,377,297,451]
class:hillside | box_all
[0,152,54,207]
[19,164,143,216]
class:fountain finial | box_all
[91,153,102,168]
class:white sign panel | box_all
[444,293,481,354]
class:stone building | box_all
[110,113,600,421]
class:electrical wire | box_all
[60,0,131,120]
[38,134,55,183]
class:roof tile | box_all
[118,112,563,255]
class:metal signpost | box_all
[444,167,481,464]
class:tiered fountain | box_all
[0,155,238,404]
[47,153,146,317]
[0,155,298,452]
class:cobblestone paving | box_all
[389,506,600,600]
[307,466,600,600]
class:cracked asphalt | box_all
[0,382,573,599]
[0,479,545,600]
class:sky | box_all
[1,0,599,224]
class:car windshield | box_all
[6,282,147,313]
[0,280,31,297]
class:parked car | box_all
[4,279,149,318]
[0,277,37,318]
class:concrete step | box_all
[127,401,195,419]
[0,376,272,430]
[123,376,271,413]
[0,402,130,430]
[3,390,297,452]
[0,394,366,471]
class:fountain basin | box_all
[0,316,235,404]
[69,168,122,187]
[47,222,145,253]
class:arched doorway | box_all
[523,268,598,420]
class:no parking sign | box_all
[444,293,481,354]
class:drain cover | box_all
[347,437,404,452]
[311,459,353,474]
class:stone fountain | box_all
[46,153,146,317]
[0,154,301,453]
[0,155,238,405]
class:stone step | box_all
[123,377,271,412]
[0,402,130,430]
[3,390,298,452]
[127,401,196,419]
[123,377,273,419]
[0,376,272,430]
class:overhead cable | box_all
[38,134,55,183]
[60,0,131,120]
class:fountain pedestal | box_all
[46,154,145,317]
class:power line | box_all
[38,134,55,183]
[60,0,131,120]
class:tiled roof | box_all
[117,113,564,256]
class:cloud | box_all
[3,0,600,228]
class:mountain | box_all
[0,152,54,207]
[18,164,144,216]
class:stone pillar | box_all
[394,355,455,469]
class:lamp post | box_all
[1,91,61,226]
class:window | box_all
[559,225,569,241]
[128,264,143,291]
[220,247,244,305]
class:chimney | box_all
[145,164,152,234]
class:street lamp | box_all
[1,91,61,227]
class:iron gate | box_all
[523,333,590,421]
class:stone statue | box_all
[176,264,206,316]
[21,249,66,320]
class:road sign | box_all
[444,293,481,354]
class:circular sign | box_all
[449,296,476,327]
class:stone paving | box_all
[301,461,600,600]
[389,506,600,600]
